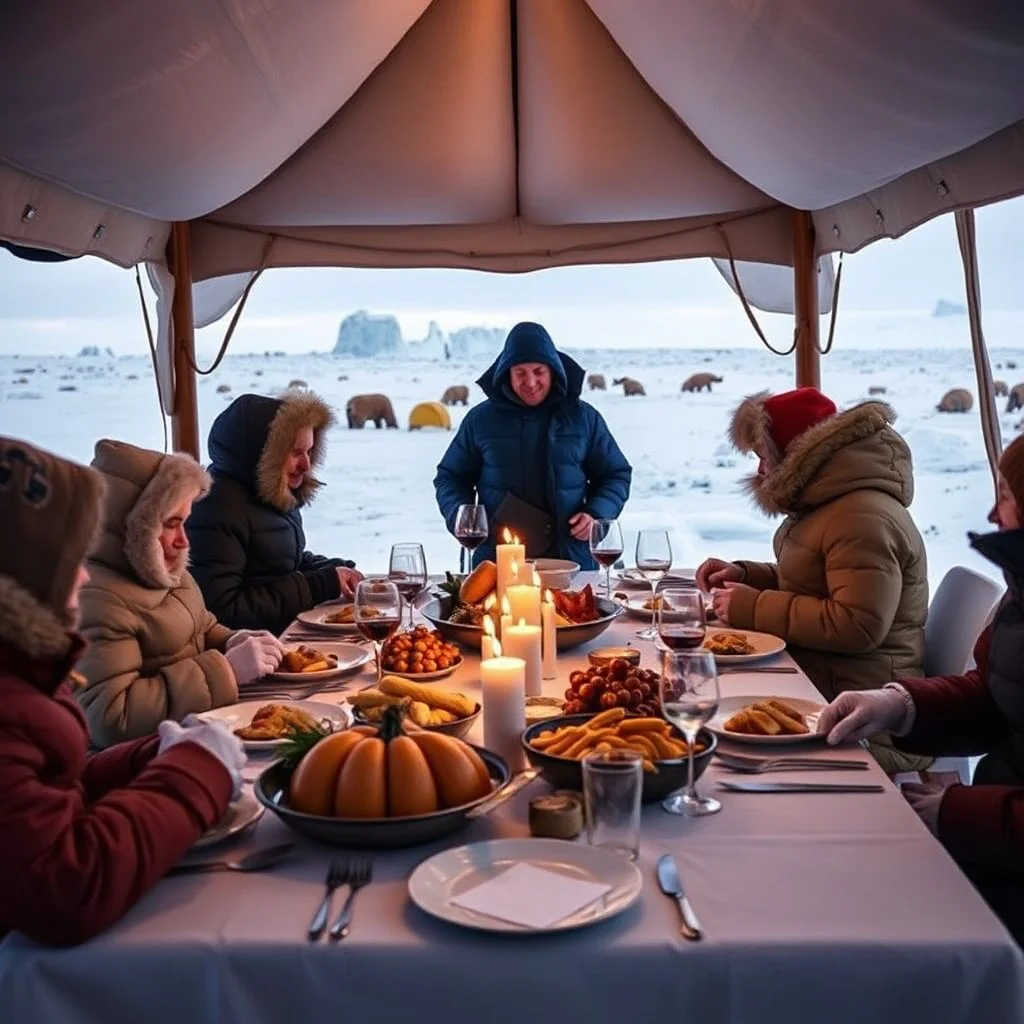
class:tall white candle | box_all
[500,594,513,640]
[481,643,526,769]
[542,589,557,680]
[503,618,542,697]
[481,616,497,661]
[496,531,525,602]
[507,577,542,627]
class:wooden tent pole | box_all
[793,210,820,389]
[168,221,200,457]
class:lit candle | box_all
[481,616,497,661]
[496,529,525,602]
[503,618,542,697]
[506,571,542,627]
[542,589,557,680]
[481,641,526,769]
[500,594,513,640]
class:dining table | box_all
[1,572,1022,1024]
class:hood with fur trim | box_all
[206,390,335,512]
[730,398,913,516]
[90,440,211,589]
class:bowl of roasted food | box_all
[423,563,622,651]
[254,706,515,848]
[522,708,716,803]
[347,676,481,739]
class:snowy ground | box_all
[3,334,1023,595]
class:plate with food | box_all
[379,626,464,680]
[708,695,824,745]
[193,789,265,849]
[700,629,785,664]
[270,642,371,681]
[616,591,713,621]
[295,603,363,632]
[199,699,350,751]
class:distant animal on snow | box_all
[587,373,607,391]
[441,385,469,406]
[347,393,398,429]
[216,384,231,394]
[1007,383,1024,414]
[681,373,722,393]
[288,378,308,390]
[994,380,1009,398]
[937,388,973,413]
[613,377,646,396]
[868,385,887,396]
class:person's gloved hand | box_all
[157,717,246,799]
[225,629,286,655]
[817,688,911,745]
[224,634,283,686]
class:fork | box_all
[308,860,348,942]
[328,860,373,941]
[717,752,868,772]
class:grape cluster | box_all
[563,659,662,717]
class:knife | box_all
[656,854,702,941]
[717,780,884,794]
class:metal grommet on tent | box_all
[874,209,885,225]
[832,225,840,238]
[92,224,105,239]
[936,180,949,197]
[21,204,36,222]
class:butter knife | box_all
[718,780,884,794]
[656,854,702,941]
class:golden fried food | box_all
[723,698,808,736]
[704,631,755,656]
[642,595,674,612]
[280,645,339,674]
[324,604,379,624]
[234,703,321,741]
[380,626,461,675]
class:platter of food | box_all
[708,696,825,745]
[348,675,480,738]
[616,591,714,621]
[379,626,463,679]
[295,602,363,633]
[700,629,786,664]
[198,699,350,752]
[270,642,371,681]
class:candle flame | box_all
[493,639,503,658]
[544,589,554,603]
[484,594,496,610]
[518,617,526,627]
[483,617,495,637]
[501,595,511,614]
[532,570,541,588]
[502,527,512,543]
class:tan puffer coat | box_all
[77,440,237,747]
[727,398,929,773]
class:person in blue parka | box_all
[434,322,632,569]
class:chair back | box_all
[924,566,1003,677]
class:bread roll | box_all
[460,560,497,604]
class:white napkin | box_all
[451,863,612,929]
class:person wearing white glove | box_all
[157,717,248,799]
[224,634,284,686]
[226,629,287,655]
[816,685,915,746]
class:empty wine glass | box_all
[454,504,488,574]
[635,529,672,640]
[589,519,624,598]
[354,579,401,687]
[389,543,427,630]
[659,650,721,816]
[656,588,707,651]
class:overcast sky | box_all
[2,197,1022,355]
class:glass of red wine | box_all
[354,578,401,686]
[454,503,488,574]
[389,543,428,630]
[589,519,624,598]
[656,588,707,651]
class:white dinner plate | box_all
[618,594,713,621]
[270,641,371,681]
[193,789,264,849]
[613,568,696,589]
[408,838,643,934]
[701,629,786,664]
[197,699,350,752]
[708,695,825,746]
[295,603,360,633]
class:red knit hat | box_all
[761,388,838,457]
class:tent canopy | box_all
[2,0,1024,280]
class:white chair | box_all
[921,566,1003,784]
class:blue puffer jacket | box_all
[434,323,632,569]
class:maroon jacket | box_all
[897,626,1024,872]
[0,637,232,946]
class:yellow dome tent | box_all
[408,401,451,432]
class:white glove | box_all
[816,687,912,746]
[225,629,286,654]
[157,718,247,799]
[224,634,283,686]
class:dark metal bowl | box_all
[254,744,509,849]
[420,595,623,651]
[521,713,716,803]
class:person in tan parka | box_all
[696,388,930,774]
[77,440,284,748]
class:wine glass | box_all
[354,579,401,686]
[635,529,672,640]
[454,503,488,574]
[389,543,428,630]
[589,519,624,598]
[659,650,721,816]
[657,588,707,651]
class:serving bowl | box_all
[521,713,716,803]
[352,702,481,740]
[527,558,580,591]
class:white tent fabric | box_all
[2,1,1024,278]
[712,256,835,317]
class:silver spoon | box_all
[167,842,296,876]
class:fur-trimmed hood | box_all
[730,397,914,516]
[206,390,335,513]
[90,440,211,590]
[0,575,76,661]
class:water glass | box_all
[582,748,643,860]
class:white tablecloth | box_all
[2,577,1022,1024]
